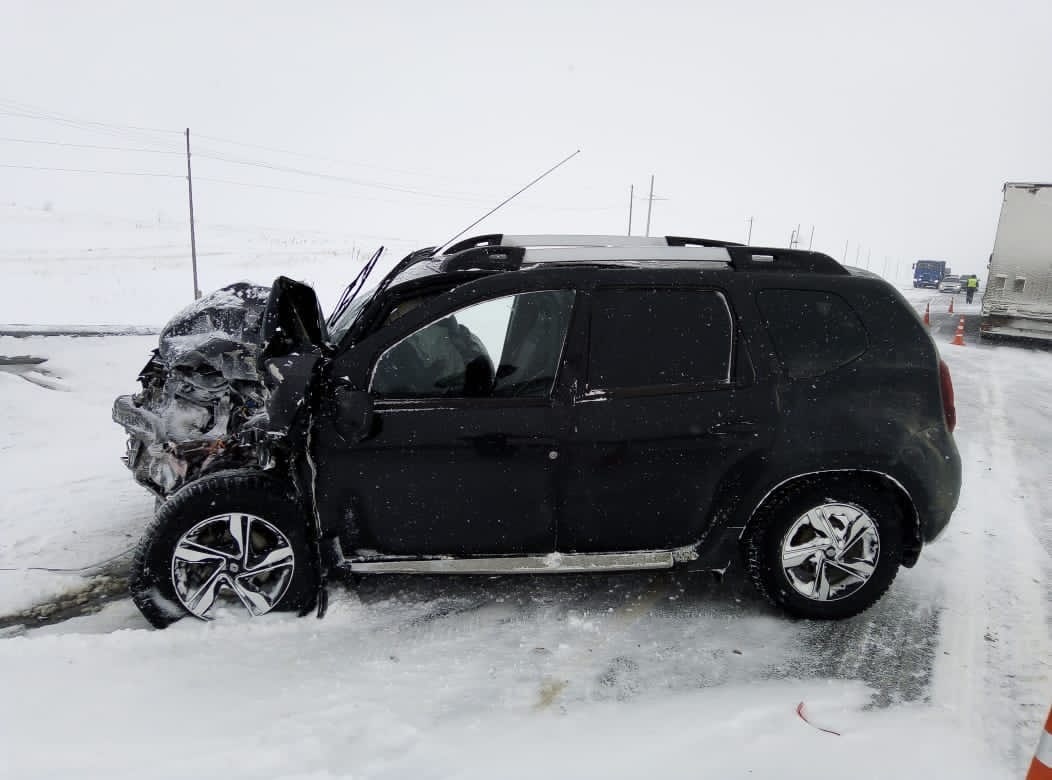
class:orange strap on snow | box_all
[1027,706,1052,780]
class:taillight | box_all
[939,359,956,432]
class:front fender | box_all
[261,352,325,445]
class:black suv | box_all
[119,234,961,627]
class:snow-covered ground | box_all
[0,231,1049,778]
[0,203,418,327]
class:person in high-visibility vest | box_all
[966,275,979,303]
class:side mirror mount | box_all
[334,386,376,443]
[259,276,328,367]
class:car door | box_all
[559,285,775,553]
[316,288,577,557]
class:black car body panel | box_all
[302,261,960,567]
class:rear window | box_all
[756,289,867,379]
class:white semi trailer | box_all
[981,182,1052,342]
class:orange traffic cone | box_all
[951,316,966,346]
[923,302,931,327]
[1026,705,1052,779]
[948,297,954,314]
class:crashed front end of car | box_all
[114,246,401,507]
[112,282,272,498]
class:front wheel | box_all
[130,472,316,628]
[745,480,903,619]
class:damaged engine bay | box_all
[112,283,272,498]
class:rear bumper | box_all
[980,313,1052,342]
[916,432,961,546]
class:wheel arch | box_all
[129,468,317,627]
[740,469,923,567]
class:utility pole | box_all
[808,225,815,250]
[866,249,872,270]
[644,175,655,237]
[746,216,754,244]
[855,245,861,265]
[627,184,634,236]
[185,128,200,300]
[843,240,849,262]
[789,224,801,249]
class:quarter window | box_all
[587,288,733,390]
[756,289,867,379]
[371,290,574,399]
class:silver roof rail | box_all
[501,234,671,248]
[523,246,731,263]
[440,233,744,256]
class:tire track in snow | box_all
[528,573,673,709]
[931,352,1051,772]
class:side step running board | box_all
[347,550,675,575]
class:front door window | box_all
[371,290,575,399]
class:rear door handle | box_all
[707,421,758,436]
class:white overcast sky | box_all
[3,0,1051,273]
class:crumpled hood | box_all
[157,282,271,381]
[113,281,274,496]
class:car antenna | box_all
[436,149,581,253]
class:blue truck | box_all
[913,259,950,288]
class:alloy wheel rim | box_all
[779,502,880,602]
[171,512,295,620]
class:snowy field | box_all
[0,204,419,328]
[0,229,1049,779]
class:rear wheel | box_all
[746,479,903,619]
[130,472,316,628]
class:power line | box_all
[193,149,495,203]
[0,97,614,211]
[0,99,511,188]
[193,131,464,181]
[0,163,182,178]
[2,165,615,213]
[0,161,416,203]
[0,96,568,197]
[3,161,620,213]
[0,109,182,152]
[0,125,499,202]
[194,175,478,206]
[0,97,180,137]
[1,201,422,244]
[0,136,182,155]
[0,97,613,210]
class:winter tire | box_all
[746,478,903,620]
[130,471,316,628]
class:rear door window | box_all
[755,289,867,379]
[587,288,733,391]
